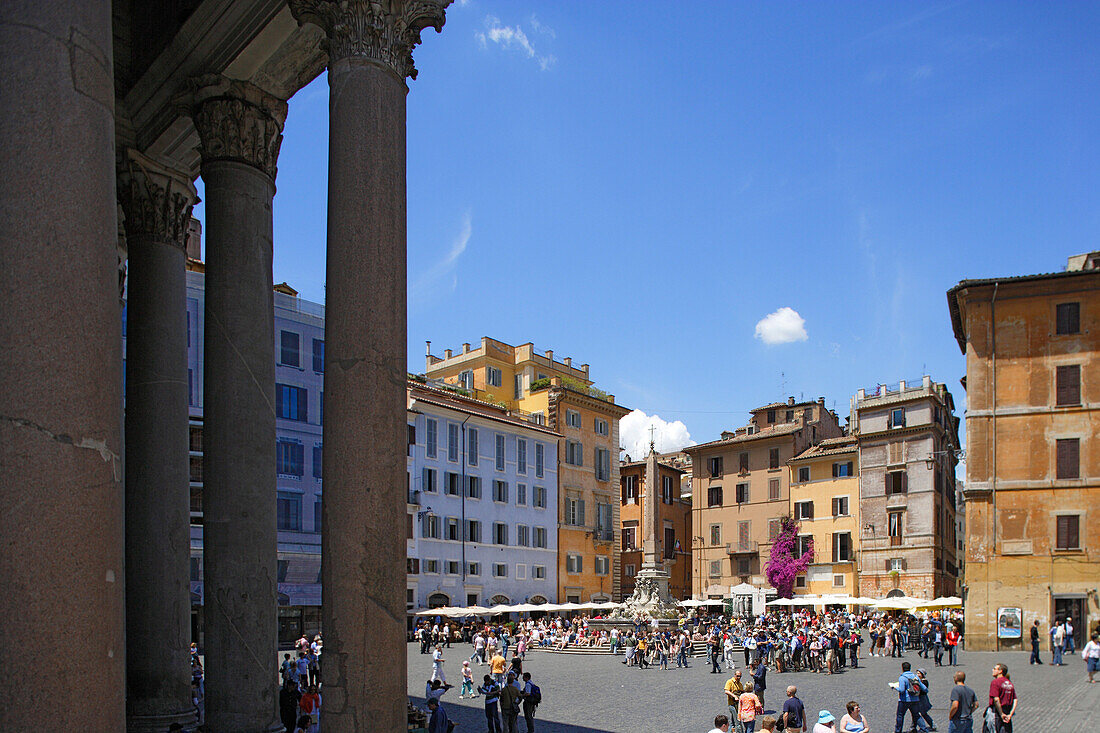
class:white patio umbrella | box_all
[701,598,726,606]
[539,603,565,612]
[556,602,586,611]
[766,598,794,606]
[508,603,543,613]
[849,597,879,605]
[416,606,452,616]
[463,605,494,615]
[679,599,705,607]
[487,603,518,614]
[920,596,963,608]
[591,601,620,610]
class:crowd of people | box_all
[413,605,1100,733]
[278,634,324,733]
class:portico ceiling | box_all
[116,0,327,177]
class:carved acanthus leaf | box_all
[184,76,288,180]
[116,149,198,252]
[289,0,451,80]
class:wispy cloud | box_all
[754,307,809,345]
[911,65,933,80]
[476,15,556,70]
[411,211,472,301]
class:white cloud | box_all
[476,15,556,70]
[619,410,696,462]
[411,211,471,301]
[754,307,808,345]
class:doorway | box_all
[1053,596,1086,648]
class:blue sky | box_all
[193,1,1099,459]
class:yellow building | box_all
[787,437,861,596]
[948,252,1100,651]
[424,338,630,602]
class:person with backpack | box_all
[521,671,541,732]
[499,671,523,733]
[892,661,929,733]
[478,674,502,733]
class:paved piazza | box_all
[408,643,1100,732]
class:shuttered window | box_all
[886,470,907,495]
[739,452,750,473]
[1056,515,1080,550]
[1056,438,1080,479]
[1055,365,1081,406]
[1055,302,1080,335]
[769,448,780,469]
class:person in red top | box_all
[945,626,961,666]
[988,663,1017,733]
[299,683,322,733]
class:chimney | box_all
[462,343,471,354]
[563,357,572,367]
[818,397,825,405]
[425,340,432,356]
[581,364,589,374]
[444,349,453,359]
[788,396,795,406]
[545,349,553,361]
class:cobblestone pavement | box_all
[408,643,1100,732]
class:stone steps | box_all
[529,640,739,657]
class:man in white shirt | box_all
[431,644,446,683]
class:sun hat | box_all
[818,711,836,724]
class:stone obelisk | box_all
[618,438,677,618]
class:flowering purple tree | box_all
[765,515,813,598]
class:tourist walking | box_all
[279,679,301,733]
[711,635,723,674]
[945,625,960,667]
[460,660,475,697]
[1051,620,1065,665]
[1029,621,1042,665]
[848,629,862,668]
[724,670,747,732]
[751,658,767,708]
[490,648,507,685]
[914,669,935,731]
[781,686,806,733]
[892,661,929,733]
[478,674,502,733]
[838,701,868,733]
[988,663,1017,733]
[1083,633,1100,683]
[298,683,321,733]
[521,671,541,733]
[431,644,447,683]
[737,687,763,733]
[500,671,523,733]
[426,697,450,733]
[947,671,977,733]
[1064,617,1075,654]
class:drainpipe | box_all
[990,282,999,650]
[460,414,471,604]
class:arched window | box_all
[886,589,906,598]
[528,595,547,605]
[489,594,511,605]
[428,592,450,608]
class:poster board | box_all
[997,607,1022,639]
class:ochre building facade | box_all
[949,252,1100,650]
[685,398,844,597]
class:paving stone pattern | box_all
[407,643,1100,733]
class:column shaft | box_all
[119,152,198,731]
[0,0,125,730]
[322,56,409,731]
[202,159,281,733]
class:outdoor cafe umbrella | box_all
[920,596,963,609]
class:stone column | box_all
[188,76,287,733]
[289,2,449,729]
[0,1,125,730]
[117,149,199,732]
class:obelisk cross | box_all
[649,424,656,452]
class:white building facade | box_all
[407,383,560,610]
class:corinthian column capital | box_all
[116,149,198,251]
[289,0,451,80]
[184,75,288,180]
